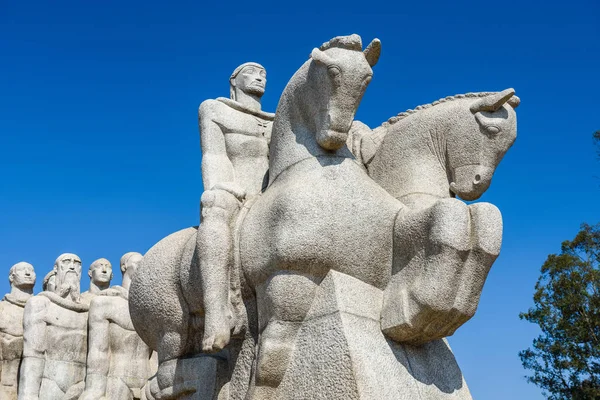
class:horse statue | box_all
[129,34,519,400]
[351,89,519,344]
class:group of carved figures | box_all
[129,34,520,400]
[0,253,157,399]
[2,33,519,400]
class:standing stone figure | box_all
[0,262,36,399]
[42,270,56,293]
[80,258,113,304]
[19,253,89,400]
[80,252,156,400]
[197,62,274,352]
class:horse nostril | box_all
[474,174,481,185]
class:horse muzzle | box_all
[449,165,493,201]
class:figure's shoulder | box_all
[199,99,229,118]
[24,295,49,314]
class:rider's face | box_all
[235,66,266,97]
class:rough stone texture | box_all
[276,270,471,399]
[80,252,157,400]
[130,62,275,400]
[19,253,89,400]
[80,257,113,305]
[128,34,519,400]
[0,262,36,399]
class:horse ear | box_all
[364,38,381,67]
[508,95,520,108]
[311,48,334,66]
[470,88,516,113]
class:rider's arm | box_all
[199,101,241,196]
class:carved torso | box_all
[0,295,29,394]
[202,98,273,195]
[94,290,152,385]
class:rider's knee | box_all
[201,189,240,220]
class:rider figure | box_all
[196,62,274,352]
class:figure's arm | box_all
[19,297,47,400]
[80,298,109,399]
[199,101,245,199]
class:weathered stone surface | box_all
[19,253,88,400]
[0,262,36,399]
[128,33,519,400]
[276,270,471,399]
[80,252,156,400]
[80,258,113,305]
[130,61,275,400]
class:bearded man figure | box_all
[0,262,36,399]
[18,253,89,400]
[197,62,274,352]
[80,252,157,400]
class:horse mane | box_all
[312,34,363,55]
[382,92,498,128]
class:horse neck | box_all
[268,63,352,185]
[371,109,452,209]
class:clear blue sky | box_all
[1,1,598,398]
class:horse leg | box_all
[451,202,502,324]
[386,198,471,343]
[252,271,320,395]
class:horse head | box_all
[446,88,519,200]
[305,34,380,150]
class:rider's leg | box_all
[197,189,240,352]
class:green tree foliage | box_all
[520,223,600,399]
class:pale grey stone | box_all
[130,61,275,400]
[80,258,113,305]
[128,34,519,400]
[0,262,36,400]
[19,254,88,400]
[80,252,157,400]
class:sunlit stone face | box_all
[10,262,36,289]
[89,259,113,285]
[235,65,266,97]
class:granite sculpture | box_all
[19,253,89,400]
[129,34,519,400]
[81,252,156,400]
[0,262,36,399]
[42,270,56,293]
[130,62,274,400]
[81,258,113,305]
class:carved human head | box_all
[120,252,143,278]
[54,253,82,300]
[230,62,267,100]
[42,270,56,292]
[88,258,113,285]
[9,262,36,290]
[308,34,380,150]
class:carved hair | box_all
[383,92,520,128]
[229,62,266,100]
[120,252,142,274]
[318,34,363,52]
[42,270,56,291]
[89,258,111,271]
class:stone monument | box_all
[19,253,89,400]
[130,61,274,400]
[80,252,156,400]
[81,258,113,304]
[0,262,36,399]
[129,34,519,400]
[42,270,56,293]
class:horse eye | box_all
[328,66,342,86]
[486,125,500,135]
